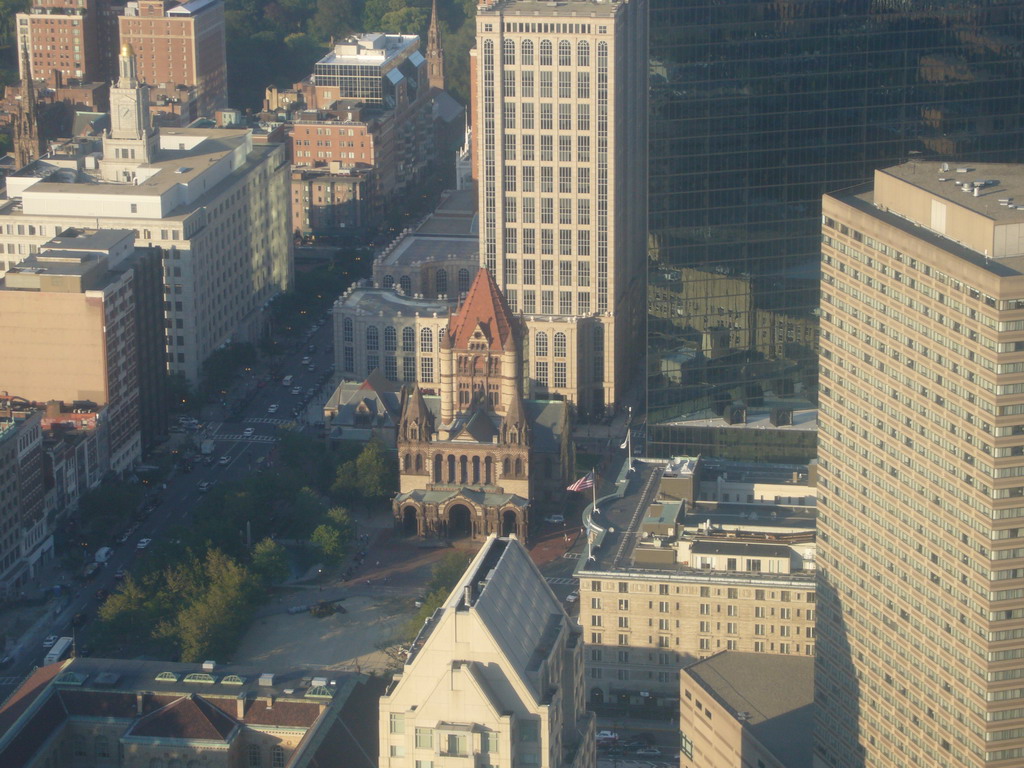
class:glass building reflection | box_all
[647,0,1024,459]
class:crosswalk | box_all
[217,434,279,443]
[243,417,293,425]
[546,577,576,586]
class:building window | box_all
[420,327,434,353]
[446,734,468,756]
[403,326,416,351]
[535,331,548,357]
[272,746,286,768]
[554,362,567,388]
[390,713,405,734]
[94,736,110,759]
[421,358,434,383]
[415,728,434,749]
[248,745,262,768]
[480,731,499,753]
[366,325,379,351]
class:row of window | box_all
[501,38,594,68]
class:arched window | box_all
[436,269,448,296]
[503,38,515,66]
[535,331,548,357]
[272,746,286,768]
[416,454,423,471]
[558,40,571,66]
[577,40,590,67]
[403,454,411,471]
[554,332,566,358]
[402,326,415,351]
[383,275,394,288]
[539,40,552,66]
[343,317,353,343]
[521,39,534,66]
[400,275,412,294]
[248,744,262,768]
[384,326,397,351]
[420,327,434,353]
[366,326,379,351]
[515,457,524,476]
[458,268,471,294]
[503,458,511,476]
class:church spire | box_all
[13,44,43,169]
[426,0,445,91]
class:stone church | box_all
[393,268,571,543]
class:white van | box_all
[94,547,113,564]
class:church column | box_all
[501,344,518,415]
[440,333,454,425]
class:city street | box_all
[0,315,339,698]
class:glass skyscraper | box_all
[647,0,1024,460]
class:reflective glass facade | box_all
[647,0,1024,459]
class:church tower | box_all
[12,45,43,170]
[102,44,158,181]
[426,0,445,91]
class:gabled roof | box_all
[448,268,514,351]
[400,383,432,434]
[457,407,498,443]
[127,694,238,742]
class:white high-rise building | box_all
[379,535,595,768]
[474,0,647,414]
[0,46,292,385]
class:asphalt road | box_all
[0,316,339,692]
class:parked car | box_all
[596,730,619,741]
[565,591,579,603]
[136,538,153,550]
[114,566,127,580]
[635,748,662,757]
[218,455,231,465]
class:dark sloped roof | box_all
[0,688,66,767]
[128,694,238,741]
[460,407,498,443]
[207,698,321,728]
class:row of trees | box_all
[92,432,395,659]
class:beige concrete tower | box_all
[474,0,648,414]
[817,162,1024,768]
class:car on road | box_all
[267,404,279,414]
[301,356,312,365]
[565,591,579,603]
[243,427,255,437]
[114,566,127,580]
[306,387,315,396]
[198,481,212,493]
[635,748,662,757]
[136,538,152,550]
[308,364,316,372]
[291,386,302,395]
[42,635,58,649]
[596,730,618,741]
[218,455,231,465]
[116,530,131,544]
[544,514,565,524]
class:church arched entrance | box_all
[402,506,419,536]
[501,509,518,536]
[447,504,472,539]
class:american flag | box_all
[567,471,595,493]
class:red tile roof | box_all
[207,697,321,728]
[128,694,238,741]
[448,268,514,352]
[0,662,65,736]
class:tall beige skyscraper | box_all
[473,0,647,414]
[817,162,1024,767]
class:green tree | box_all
[428,551,473,594]
[307,0,358,44]
[331,459,359,499]
[251,537,289,585]
[97,576,154,645]
[355,439,397,499]
[311,523,343,562]
[326,506,355,542]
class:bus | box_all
[44,636,73,665]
